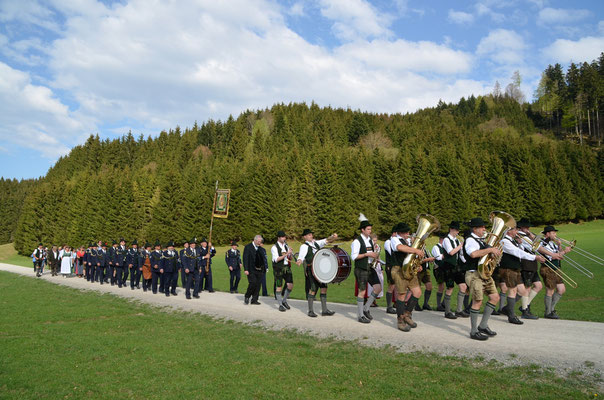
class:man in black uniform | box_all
[127,240,141,290]
[112,238,127,288]
[161,241,178,297]
[184,238,200,299]
[150,240,163,294]
[226,241,242,293]
[199,238,216,292]
[243,235,264,305]
[179,239,189,289]
[97,242,110,284]
[85,242,97,282]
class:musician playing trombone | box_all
[539,226,572,320]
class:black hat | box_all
[88,242,94,248]
[391,225,398,233]
[38,243,43,246]
[132,239,138,246]
[358,220,372,230]
[467,217,487,227]
[112,239,117,245]
[276,230,286,238]
[154,239,161,247]
[438,231,447,239]
[517,218,532,228]
[395,222,411,233]
[119,238,126,243]
[230,241,238,246]
[200,238,208,244]
[449,221,461,230]
[190,237,197,244]
[167,240,175,247]
[542,225,558,234]
[144,242,151,248]
[302,228,313,236]
[183,238,189,244]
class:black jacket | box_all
[242,242,259,272]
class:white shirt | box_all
[297,239,327,262]
[464,233,483,258]
[350,234,374,262]
[443,233,461,255]
[390,236,404,253]
[271,241,290,265]
[384,238,392,255]
[501,235,536,261]
[431,243,444,261]
[540,238,559,261]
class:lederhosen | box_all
[443,237,460,289]
[432,244,446,284]
[273,243,293,288]
[416,248,432,285]
[353,235,380,290]
[304,241,327,293]
[539,239,563,289]
[519,233,540,287]
[384,239,394,285]
[463,236,497,300]
[391,237,419,294]
[498,237,522,288]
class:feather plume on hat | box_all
[358,213,368,222]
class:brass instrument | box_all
[370,243,385,269]
[557,237,603,268]
[477,211,516,280]
[402,214,441,277]
[517,234,578,288]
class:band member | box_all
[127,240,141,290]
[150,240,163,294]
[112,239,127,288]
[243,235,264,305]
[516,218,560,319]
[97,242,110,284]
[33,243,45,277]
[351,220,380,323]
[383,227,397,314]
[199,238,216,293]
[415,246,436,311]
[118,238,129,286]
[85,242,96,282]
[140,243,153,292]
[390,223,425,331]
[226,241,242,293]
[179,239,189,289]
[183,238,199,299]
[296,229,338,318]
[108,240,118,285]
[161,241,178,297]
[539,226,572,319]
[463,217,501,340]
[271,231,293,312]
[498,226,545,324]
[257,238,269,297]
[442,221,467,319]
[431,232,447,311]
[47,245,60,277]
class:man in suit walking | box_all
[243,235,264,305]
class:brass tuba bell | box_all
[477,211,516,280]
[402,214,441,278]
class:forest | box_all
[3,56,603,254]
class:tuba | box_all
[477,211,516,280]
[402,214,441,278]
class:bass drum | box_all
[311,246,351,284]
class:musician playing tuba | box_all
[462,217,502,341]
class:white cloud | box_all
[476,29,527,65]
[542,36,604,64]
[598,20,604,34]
[537,7,591,26]
[474,3,505,23]
[288,2,305,16]
[318,0,392,41]
[448,10,474,25]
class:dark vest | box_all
[273,243,289,269]
[392,237,408,267]
[462,236,487,271]
[304,242,321,266]
[354,235,374,271]
[499,237,521,270]
[384,240,392,268]
[434,244,445,268]
[443,237,459,267]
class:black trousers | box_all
[200,266,213,291]
[152,269,161,293]
[143,277,151,291]
[245,270,264,302]
[230,269,241,292]
[180,268,187,288]
[95,265,104,283]
[122,267,130,286]
[260,271,268,296]
[171,270,179,293]
[131,267,141,288]
[86,264,94,281]
[186,269,200,297]
[114,267,124,287]
[107,265,114,284]
[163,271,174,295]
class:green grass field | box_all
[2,220,603,322]
[0,271,600,399]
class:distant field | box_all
[0,271,600,399]
[3,220,603,321]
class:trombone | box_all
[515,234,579,289]
[557,237,604,267]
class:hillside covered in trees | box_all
[5,56,604,254]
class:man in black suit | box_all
[47,245,60,276]
[243,235,264,305]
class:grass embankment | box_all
[2,220,603,322]
[0,271,600,399]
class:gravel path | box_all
[3,263,603,376]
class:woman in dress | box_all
[75,246,86,277]
[60,245,74,277]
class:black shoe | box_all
[445,312,458,320]
[478,326,497,336]
[491,309,500,316]
[545,312,559,319]
[278,305,286,312]
[363,310,373,320]
[308,311,317,318]
[152,291,157,294]
[165,293,170,297]
[171,291,177,296]
[209,290,215,293]
[143,288,147,292]
[251,301,261,305]
[244,297,249,305]
[470,332,488,341]
[436,304,445,312]
[131,287,134,290]
[321,310,335,316]
[186,296,191,300]
[423,304,433,311]
[414,304,422,311]
[500,306,508,315]
[283,301,290,310]
[520,308,538,320]
[358,316,371,323]
[230,291,234,294]
[455,311,469,318]
[193,295,200,299]
[508,316,523,325]
[386,307,397,314]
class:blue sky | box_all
[1,0,603,179]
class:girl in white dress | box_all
[60,246,74,276]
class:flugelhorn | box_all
[370,243,385,269]
[478,211,516,280]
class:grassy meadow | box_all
[0,270,601,399]
[3,220,603,322]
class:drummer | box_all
[351,219,380,323]
[296,228,338,318]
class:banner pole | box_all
[206,180,218,273]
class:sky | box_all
[1,0,603,179]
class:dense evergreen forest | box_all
[4,56,604,254]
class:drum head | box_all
[312,248,338,283]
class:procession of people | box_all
[31,212,590,340]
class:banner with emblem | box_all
[213,189,230,218]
